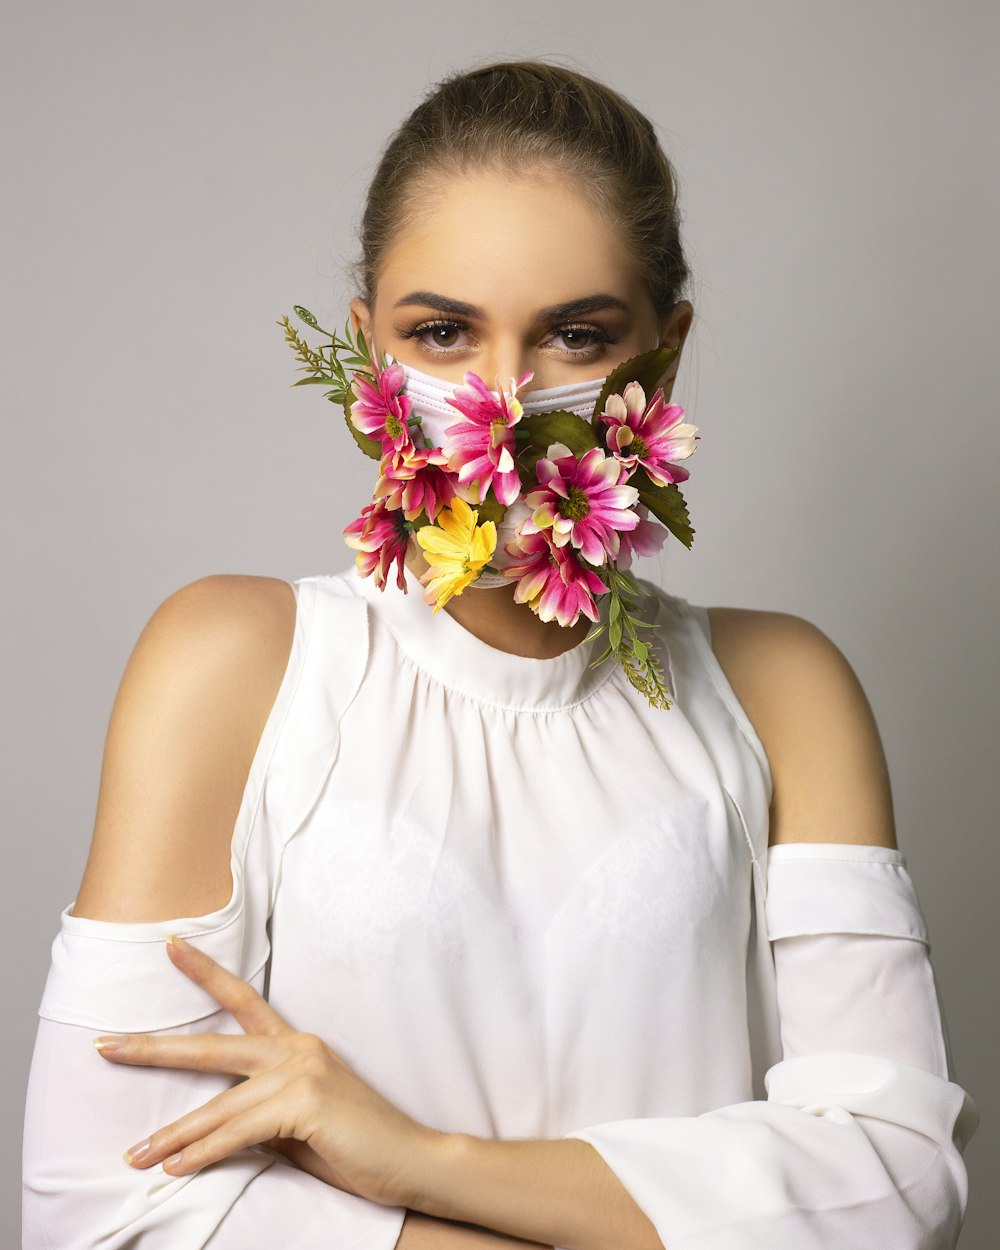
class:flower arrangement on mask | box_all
[278,305,699,710]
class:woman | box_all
[22,59,979,1249]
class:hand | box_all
[92,933,434,1208]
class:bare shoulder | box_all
[71,574,298,922]
[705,606,897,849]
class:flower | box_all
[521,442,640,565]
[441,369,534,507]
[502,526,608,627]
[373,443,458,522]
[414,495,497,612]
[598,382,699,487]
[615,503,668,570]
[343,498,410,592]
[349,361,415,454]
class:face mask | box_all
[397,360,608,588]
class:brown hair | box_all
[348,57,692,323]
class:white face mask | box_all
[396,359,609,588]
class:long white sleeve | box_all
[22,906,409,1249]
[559,843,980,1250]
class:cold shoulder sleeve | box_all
[22,578,408,1249]
[559,843,980,1250]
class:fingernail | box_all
[93,1036,122,1053]
[124,1138,151,1164]
[163,1151,184,1170]
[166,934,190,949]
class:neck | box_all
[404,542,594,660]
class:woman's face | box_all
[350,166,693,399]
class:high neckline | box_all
[349,559,620,712]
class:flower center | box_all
[558,485,590,522]
[385,413,403,440]
[628,433,651,459]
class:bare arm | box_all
[396,1210,551,1249]
[72,574,298,922]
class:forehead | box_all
[377,168,642,314]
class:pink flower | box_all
[343,498,410,592]
[372,443,458,522]
[616,503,667,570]
[521,442,640,565]
[598,382,699,487]
[502,527,608,627]
[441,369,534,507]
[349,362,414,454]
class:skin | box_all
[75,164,898,1250]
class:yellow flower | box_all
[414,496,497,612]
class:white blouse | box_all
[22,561,980,1248]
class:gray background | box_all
[4,2,997,1245]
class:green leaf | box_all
[293,304,320,329]
[291,375,340,386]
[589,643,614,667]
[608,595,621,622]
[468,487,508,527]
[517,411,599,476]
[592,345,679,427]
[632,472,696,549]
[343,398,384,460]
[632,638,649,661]
[609,616,623,650]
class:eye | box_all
[548,324,616,356]
[397,319,472,354]
[394,318,618,359]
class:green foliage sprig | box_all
[277,305,393,460]
[585,562,674,710]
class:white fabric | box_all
[22,563,979,1249]
[562,845,979,1248]
[396,357,608,442]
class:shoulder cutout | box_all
[70,574,298,922]
[706,607,897,849]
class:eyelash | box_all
[397,318,618,359]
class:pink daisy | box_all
[372,443,458,522]
[502,527,608,627]
[615,503,668,570]
[343,498,410,592]
[598,382,699,487]
[441,369,534,507]
[521,442,640,565]
[349,361,415,454]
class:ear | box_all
[656,300,694,400]
[349,297,372,342]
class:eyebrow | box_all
[392,290,631,321]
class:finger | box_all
[123,1065,289,1171]
[160,1097,292,1177]
[165,935,291,1035]
[94,1029,283,1076]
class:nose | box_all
[480,341,535,395]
